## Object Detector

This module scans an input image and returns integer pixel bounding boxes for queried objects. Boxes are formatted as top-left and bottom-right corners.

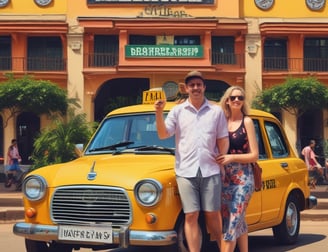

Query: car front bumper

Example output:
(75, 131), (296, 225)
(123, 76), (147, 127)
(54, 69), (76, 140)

(13, 222), (177, 248)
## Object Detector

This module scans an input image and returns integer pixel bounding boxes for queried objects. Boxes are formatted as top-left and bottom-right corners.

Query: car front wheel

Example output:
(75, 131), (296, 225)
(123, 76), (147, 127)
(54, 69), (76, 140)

(25, 239), (73, 252)
(272, 194), (300, 245)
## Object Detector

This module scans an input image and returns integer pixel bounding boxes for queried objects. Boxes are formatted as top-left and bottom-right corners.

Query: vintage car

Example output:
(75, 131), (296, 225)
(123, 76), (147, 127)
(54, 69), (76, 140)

(13, 93), (317, 252)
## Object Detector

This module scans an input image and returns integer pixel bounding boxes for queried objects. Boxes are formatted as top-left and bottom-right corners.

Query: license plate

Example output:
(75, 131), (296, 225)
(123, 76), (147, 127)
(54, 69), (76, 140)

(58, 225), (113, 243)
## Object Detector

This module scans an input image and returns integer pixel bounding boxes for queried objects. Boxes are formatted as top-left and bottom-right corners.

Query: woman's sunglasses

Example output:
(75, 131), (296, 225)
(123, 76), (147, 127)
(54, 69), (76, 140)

(229, 95), (245, 101)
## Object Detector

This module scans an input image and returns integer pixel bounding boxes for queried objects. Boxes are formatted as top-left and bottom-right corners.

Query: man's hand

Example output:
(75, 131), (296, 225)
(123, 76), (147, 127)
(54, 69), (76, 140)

(154, 99), (166, 111)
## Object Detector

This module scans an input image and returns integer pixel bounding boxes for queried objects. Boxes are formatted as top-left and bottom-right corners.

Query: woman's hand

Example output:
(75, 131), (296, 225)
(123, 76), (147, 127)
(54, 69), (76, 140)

(216, 154), (234, 165)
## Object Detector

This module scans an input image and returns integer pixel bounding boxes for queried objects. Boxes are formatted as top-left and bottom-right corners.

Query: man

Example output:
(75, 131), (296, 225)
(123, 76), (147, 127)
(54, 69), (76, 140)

(155, 70), (229, 251)
(302, 139), (324, 188)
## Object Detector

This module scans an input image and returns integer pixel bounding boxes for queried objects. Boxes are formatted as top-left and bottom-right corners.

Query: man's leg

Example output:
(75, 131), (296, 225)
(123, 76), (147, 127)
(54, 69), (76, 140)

(204, 210), (222, 249)
(184, 211), (201, 252)
(5, 172), (14, 187)
(176, 175), (202, 252)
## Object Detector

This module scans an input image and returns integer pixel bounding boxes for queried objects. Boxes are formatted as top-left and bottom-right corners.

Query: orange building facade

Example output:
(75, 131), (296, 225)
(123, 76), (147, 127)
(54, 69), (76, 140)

(0, 0), (328, 163)
(244, 0), (328, 158)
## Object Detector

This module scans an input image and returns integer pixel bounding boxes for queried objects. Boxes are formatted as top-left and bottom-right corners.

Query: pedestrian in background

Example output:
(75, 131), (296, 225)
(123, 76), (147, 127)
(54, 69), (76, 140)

(302, 139), (324, 188)
(216, 86), (258, 252)
(155, 70), (229, 251)
(5, 139), (22, 187)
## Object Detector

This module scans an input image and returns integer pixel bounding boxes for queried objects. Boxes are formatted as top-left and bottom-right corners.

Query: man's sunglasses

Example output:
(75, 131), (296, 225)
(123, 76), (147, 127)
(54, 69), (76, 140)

(229, 95), (245, 101)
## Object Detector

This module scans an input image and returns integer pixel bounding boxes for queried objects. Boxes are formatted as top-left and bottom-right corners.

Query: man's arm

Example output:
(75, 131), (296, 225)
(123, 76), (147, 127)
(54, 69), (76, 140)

(216, 136), (229, 155)
(154, 100), (170, 139)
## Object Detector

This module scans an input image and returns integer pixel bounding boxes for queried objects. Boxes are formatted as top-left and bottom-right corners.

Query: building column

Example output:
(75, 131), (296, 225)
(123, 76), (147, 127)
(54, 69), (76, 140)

(244, 18), (262, 102)
(67, 33), (84, 115)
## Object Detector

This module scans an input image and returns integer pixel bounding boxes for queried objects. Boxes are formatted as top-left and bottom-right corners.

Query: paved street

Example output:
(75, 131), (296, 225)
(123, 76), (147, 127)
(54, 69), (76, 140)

(1, 183), (328, 251)
(1, 221), (328, 252)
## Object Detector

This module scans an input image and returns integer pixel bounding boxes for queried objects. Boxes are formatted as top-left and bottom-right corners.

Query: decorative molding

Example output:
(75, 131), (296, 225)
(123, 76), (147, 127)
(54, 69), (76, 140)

(255, 0), (274, 10)
(306, 0), (326, 10)
(162, 81), (178, 100)
(34, 0), (52, 7)
(0, 0), (9, 8)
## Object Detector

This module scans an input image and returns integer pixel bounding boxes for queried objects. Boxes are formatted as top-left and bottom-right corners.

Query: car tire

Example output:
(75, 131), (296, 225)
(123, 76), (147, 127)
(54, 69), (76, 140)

(272, 194), (300, 245)
(25, 239), (73, 252)
(25, 239), (48, 252)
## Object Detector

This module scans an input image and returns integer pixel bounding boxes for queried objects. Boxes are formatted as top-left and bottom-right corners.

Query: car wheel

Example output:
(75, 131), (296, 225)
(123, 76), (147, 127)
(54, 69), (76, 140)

(272, 194), (300, 245)
(25, 239), (48, 252)
(25, 239), (73, 252)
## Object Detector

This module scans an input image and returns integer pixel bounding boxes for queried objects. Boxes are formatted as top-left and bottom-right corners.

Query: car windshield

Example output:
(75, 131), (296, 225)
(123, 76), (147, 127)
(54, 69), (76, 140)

(85, 113), (175, 154)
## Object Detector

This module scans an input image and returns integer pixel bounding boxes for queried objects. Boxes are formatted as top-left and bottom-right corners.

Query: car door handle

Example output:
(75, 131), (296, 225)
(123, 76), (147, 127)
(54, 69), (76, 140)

(280, 162), (288, 168)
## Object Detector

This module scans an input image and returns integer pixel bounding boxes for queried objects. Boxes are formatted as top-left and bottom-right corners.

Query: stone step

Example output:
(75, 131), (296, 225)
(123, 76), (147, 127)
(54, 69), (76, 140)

(0, 197), (23, 207)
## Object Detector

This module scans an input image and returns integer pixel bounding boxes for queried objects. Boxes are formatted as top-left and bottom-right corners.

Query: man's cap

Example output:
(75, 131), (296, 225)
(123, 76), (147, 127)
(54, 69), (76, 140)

(184, 70), (204, 84)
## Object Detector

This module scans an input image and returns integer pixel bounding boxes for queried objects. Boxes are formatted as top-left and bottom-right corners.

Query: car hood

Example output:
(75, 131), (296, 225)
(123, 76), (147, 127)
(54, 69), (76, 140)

(30, 154), (175, 190)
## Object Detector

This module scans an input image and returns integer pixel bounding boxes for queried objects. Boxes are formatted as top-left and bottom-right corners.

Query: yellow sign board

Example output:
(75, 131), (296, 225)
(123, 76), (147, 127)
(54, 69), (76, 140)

(142, 90), (166, 104)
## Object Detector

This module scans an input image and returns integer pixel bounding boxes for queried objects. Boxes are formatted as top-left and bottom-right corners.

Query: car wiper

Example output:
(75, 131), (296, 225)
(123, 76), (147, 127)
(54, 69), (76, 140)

(88, 141), (134, 152)
(134, 145), (175, 155)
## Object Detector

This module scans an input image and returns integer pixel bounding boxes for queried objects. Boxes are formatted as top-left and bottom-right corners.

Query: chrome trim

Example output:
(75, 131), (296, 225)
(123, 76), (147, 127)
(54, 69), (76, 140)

(23, 175), (47, 201)
(13, 222), (177, 247)
(134, 179), (163, 207)
(50, 186), (132, 225)
(307, 195), (317, 209)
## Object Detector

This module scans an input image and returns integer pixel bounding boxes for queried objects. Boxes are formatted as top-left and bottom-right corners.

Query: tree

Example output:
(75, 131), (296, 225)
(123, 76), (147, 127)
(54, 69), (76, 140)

(252, 77), (328, 151)
(30, 108), (98, 170)
(252, 77), (328, 117)
(0, 74), (68, 127)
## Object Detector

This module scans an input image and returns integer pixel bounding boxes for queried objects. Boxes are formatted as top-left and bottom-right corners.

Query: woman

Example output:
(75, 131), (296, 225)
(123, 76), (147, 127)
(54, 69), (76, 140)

(216, 86), (259, 252)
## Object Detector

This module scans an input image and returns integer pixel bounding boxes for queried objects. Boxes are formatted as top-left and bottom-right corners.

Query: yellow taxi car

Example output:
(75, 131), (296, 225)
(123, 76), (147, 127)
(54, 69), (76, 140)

(13, 93), (317, 252)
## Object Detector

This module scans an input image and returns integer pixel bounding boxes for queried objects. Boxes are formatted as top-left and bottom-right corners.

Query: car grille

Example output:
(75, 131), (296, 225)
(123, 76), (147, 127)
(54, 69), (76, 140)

(51, 186), (132, 226)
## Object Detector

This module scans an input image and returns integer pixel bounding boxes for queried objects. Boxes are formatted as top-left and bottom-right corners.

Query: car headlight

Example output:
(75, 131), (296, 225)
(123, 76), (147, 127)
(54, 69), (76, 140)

(23, 175), (47, 201)
(134, 179), (162, 207)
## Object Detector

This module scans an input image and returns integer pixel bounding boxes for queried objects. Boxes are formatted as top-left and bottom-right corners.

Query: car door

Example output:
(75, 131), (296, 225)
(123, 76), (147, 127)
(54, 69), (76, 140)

(259, 119), (292, 222)
(246, 119), (264, 224)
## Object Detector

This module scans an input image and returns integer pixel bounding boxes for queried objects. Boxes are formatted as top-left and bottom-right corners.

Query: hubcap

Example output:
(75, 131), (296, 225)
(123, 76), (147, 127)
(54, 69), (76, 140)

(286, 202), (298, 236)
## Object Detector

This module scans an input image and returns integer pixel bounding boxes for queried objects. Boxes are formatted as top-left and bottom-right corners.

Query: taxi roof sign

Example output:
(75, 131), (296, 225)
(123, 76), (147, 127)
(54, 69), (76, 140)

(142, 89), (166, 104)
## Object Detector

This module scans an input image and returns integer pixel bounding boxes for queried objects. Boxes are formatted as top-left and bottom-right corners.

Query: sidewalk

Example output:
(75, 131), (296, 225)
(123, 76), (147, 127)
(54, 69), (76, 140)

(299, 183), (328, 221)
(1, 183), (328, 223)
(0, 185), (24, 223)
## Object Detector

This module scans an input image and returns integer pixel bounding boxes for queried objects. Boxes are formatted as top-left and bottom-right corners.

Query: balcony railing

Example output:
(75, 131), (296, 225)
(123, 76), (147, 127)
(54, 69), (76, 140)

(4, 55), (327, 73)
(211, 52), (245, 68)
(0, 56), (66, 71)
(84, 53), (118, 68)
(83, 52), (245, 68)
(263, 57), (328, 72)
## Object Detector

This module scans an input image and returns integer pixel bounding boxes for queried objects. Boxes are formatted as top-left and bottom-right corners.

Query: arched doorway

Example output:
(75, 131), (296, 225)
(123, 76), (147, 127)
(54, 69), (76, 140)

(16, 112), (40, 164)
(94, 78), (150, 122)
(205, 79), (230, 101)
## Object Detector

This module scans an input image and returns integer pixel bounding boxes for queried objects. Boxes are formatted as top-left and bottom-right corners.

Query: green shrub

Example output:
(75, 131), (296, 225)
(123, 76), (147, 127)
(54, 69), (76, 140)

(30, 109), (97, 170)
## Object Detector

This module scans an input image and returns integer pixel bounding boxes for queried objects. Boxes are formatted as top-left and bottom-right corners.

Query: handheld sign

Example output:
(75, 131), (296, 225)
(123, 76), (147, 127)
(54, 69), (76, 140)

(142, 89), (166, 104)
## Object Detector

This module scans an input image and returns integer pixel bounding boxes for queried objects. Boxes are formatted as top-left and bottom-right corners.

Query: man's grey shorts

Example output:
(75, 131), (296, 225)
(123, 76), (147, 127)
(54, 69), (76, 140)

(176, 172), (221, 213)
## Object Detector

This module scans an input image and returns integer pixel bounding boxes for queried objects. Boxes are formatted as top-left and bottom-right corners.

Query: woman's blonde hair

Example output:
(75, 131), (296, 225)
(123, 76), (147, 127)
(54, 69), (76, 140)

(219, 86), (249, 118)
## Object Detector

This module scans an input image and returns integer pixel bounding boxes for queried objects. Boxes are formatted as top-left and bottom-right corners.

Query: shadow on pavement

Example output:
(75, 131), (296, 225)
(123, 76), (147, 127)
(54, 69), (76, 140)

(247, 233), (327, 252)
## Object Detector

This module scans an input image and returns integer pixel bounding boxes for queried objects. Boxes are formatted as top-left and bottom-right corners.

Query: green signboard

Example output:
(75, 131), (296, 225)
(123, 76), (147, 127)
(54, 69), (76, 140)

(125, 45), (203, 58)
